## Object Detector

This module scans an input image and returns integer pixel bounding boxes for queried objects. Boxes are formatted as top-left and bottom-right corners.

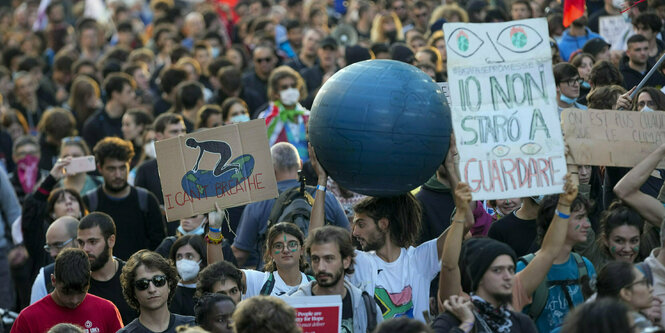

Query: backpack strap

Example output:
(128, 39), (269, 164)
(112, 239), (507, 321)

(44, 263), (55, 294)
(86, 188), (99, 212)
(519, 253), (549, 321)
(136, 187), (149, 218)
(571, 252), (588, 281)
(259, 272), (276, 296)
(361, 291), (378, 333)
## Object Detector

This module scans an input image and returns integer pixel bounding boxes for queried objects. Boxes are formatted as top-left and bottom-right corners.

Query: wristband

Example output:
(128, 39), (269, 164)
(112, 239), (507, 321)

(555, 209), (570, 219)
(209, 226), (221, 233)
(316, 185), (326, 192)
(205, 234), (224, 244)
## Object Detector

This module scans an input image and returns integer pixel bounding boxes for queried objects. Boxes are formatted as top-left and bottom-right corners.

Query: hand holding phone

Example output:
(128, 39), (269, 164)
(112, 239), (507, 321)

(64, 156), (96, 175)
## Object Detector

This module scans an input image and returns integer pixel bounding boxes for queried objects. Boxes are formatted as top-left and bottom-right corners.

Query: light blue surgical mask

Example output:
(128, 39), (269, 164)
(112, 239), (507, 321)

(211, 47), (220, 58)
(581, 81), (591, 89)
(177, 217), (207, 236)
(560, 94), (577, 105)
(531, 195), (545, 204)
(641, 106), (655, 112)
(231, 114), (250, 123)
(622, 11), (631, 22)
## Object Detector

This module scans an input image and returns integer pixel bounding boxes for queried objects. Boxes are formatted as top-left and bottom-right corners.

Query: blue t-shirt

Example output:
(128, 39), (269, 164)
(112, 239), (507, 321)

(516, 253), (596, 333)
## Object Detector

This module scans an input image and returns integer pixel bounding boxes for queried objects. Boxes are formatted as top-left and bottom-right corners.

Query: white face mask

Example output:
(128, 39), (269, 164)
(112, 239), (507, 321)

(641, 105), (655, 112)
(143, 140), (156, 159)
(211, 47), (220, 58)
(176, 259), (201, 281)
(280, 88), (300, 106)
(612, 0), (624, 9)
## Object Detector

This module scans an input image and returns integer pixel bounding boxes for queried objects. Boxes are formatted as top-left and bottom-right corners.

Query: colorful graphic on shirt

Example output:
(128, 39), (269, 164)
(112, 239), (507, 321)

(180, 137), (255, 198)
(374, 286), (414, 319)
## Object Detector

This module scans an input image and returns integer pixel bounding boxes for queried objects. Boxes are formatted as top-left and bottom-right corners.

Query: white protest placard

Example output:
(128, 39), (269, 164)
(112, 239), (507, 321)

(599, 15), (633, 52)
(445, 18), (567, 200)
(284, 295), (342, 333)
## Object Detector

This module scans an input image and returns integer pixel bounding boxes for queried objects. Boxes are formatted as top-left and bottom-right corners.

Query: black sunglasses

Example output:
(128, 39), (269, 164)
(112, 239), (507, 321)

(134, 275), (167, 291)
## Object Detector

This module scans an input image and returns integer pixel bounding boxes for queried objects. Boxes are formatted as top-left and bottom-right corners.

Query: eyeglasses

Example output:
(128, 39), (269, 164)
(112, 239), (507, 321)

(564, 77), (584, 86)
(255, 57), (273, 63)
(627, 277), (652, 289)
(62, 136), (84, 143)
(272, 240), (300, 252)
(44, 237), (74, 252)
(134, 275), (168, 291)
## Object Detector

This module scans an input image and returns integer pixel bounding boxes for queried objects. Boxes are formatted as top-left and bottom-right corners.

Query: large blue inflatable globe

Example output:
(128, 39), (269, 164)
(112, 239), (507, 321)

(309, 60), (452, 197)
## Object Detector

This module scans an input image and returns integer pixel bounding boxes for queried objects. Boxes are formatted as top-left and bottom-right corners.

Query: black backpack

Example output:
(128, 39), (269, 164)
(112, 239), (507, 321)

(256, 173), (330, 268)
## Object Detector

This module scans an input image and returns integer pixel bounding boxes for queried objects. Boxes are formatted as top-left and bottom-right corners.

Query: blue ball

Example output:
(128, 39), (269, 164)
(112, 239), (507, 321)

(309, 60), (452, 197)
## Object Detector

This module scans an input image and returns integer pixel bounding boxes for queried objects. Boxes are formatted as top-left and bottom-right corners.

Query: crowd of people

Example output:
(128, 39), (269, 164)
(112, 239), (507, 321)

(2, 0), (665, 332)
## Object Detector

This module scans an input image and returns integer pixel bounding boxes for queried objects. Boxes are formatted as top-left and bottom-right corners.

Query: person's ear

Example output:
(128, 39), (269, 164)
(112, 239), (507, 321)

(619, 287), (632, 303)
(378, 217), (389, 231)
(107, 234), (116, 249)
(343, 255), (351, 270)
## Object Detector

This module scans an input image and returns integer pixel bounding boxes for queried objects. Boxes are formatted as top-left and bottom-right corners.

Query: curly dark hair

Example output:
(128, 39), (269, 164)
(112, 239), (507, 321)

(536, 194), (591, 245)
(93, 137), (135, 167)
(196, 261), (244, 298)
(194, 293), (236, 328)
(120, 250), (178, 311)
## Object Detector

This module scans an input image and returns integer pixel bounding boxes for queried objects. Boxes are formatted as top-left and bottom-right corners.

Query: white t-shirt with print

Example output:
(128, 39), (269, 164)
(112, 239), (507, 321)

(348, 239), (440, 322)
(243, 270), (311, 298)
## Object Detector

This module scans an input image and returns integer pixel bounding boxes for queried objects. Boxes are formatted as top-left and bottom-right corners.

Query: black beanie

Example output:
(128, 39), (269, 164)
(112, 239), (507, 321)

(460, 238), (517, 292)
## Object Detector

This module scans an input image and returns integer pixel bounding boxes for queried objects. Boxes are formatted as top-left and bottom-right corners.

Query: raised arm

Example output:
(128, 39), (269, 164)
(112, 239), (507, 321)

(436, 134), (474, 259)
(308, 144), (326, 233)
(614, 143), (665, 226)
(206, 203), (226, 264)
(438, 182), (473, 302)
(516, 173), (577, 296)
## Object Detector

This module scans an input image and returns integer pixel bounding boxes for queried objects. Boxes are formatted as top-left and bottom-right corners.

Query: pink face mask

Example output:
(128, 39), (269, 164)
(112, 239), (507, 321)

(16, 154), (39, 194)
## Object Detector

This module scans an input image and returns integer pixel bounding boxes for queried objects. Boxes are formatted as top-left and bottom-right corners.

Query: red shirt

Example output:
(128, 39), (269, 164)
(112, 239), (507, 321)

(11, 294), (124, 333)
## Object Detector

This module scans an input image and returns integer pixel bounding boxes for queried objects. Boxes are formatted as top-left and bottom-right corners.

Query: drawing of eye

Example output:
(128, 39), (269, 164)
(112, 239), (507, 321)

(520, 142), (542, 155)
(447, 28), (484, 58)
(496, 24), (544, 53)
(492, 144), (510, 157)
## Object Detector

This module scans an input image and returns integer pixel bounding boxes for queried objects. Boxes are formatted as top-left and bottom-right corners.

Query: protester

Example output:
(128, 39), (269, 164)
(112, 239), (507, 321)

(11, 248), (124, 333)
(168, 235), (207, 316)
(119, 250), (196, 333)
(77, 212), (138, 324)
(196, 261), (244, 305)
(230, 295), (301, 333)
(83, 137), (165, 260)
(193, 293), (235, 333)
(55, 137), (102, 195)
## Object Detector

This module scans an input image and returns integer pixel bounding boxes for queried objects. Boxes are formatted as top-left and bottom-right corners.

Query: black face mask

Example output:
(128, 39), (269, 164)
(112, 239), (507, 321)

(385, 30), (398, 43)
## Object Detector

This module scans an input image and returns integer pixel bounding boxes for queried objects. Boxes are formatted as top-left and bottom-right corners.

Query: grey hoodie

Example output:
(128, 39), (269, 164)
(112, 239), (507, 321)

(290, 279), (383, 333)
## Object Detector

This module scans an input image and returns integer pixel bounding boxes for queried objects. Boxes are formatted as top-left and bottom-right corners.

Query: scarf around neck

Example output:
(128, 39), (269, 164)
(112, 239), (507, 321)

(471, 294), (514, 333)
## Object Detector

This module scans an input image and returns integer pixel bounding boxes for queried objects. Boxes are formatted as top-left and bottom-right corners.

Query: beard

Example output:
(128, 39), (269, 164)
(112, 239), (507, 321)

(359, 229), (386, 251)
(490, 292), (513, 306)
(104, 180), (129, 193)
(316, 266), (345, 288)
(90, 242), (111, 271)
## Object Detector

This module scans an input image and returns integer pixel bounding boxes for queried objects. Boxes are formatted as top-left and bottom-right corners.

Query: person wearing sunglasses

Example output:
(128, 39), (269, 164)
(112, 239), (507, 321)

(596, 261), (659, 327)
(12, 248), (124, 333)
(119, 250), (195, 333)
(554, 63), (587, 118)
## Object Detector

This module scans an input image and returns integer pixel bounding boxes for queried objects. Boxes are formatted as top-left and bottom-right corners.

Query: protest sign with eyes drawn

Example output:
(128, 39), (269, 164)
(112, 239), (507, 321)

(445, 18), (567, 200)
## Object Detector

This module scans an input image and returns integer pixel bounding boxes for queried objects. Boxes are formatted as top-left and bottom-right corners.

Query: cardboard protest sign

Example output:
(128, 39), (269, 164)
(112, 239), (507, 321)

(285, 296), (342, 333)
(562, 108), (665, 168)
(599, 15), (633, 52)
(155, 120), (278, 221)
(444, 18), (567, 200)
